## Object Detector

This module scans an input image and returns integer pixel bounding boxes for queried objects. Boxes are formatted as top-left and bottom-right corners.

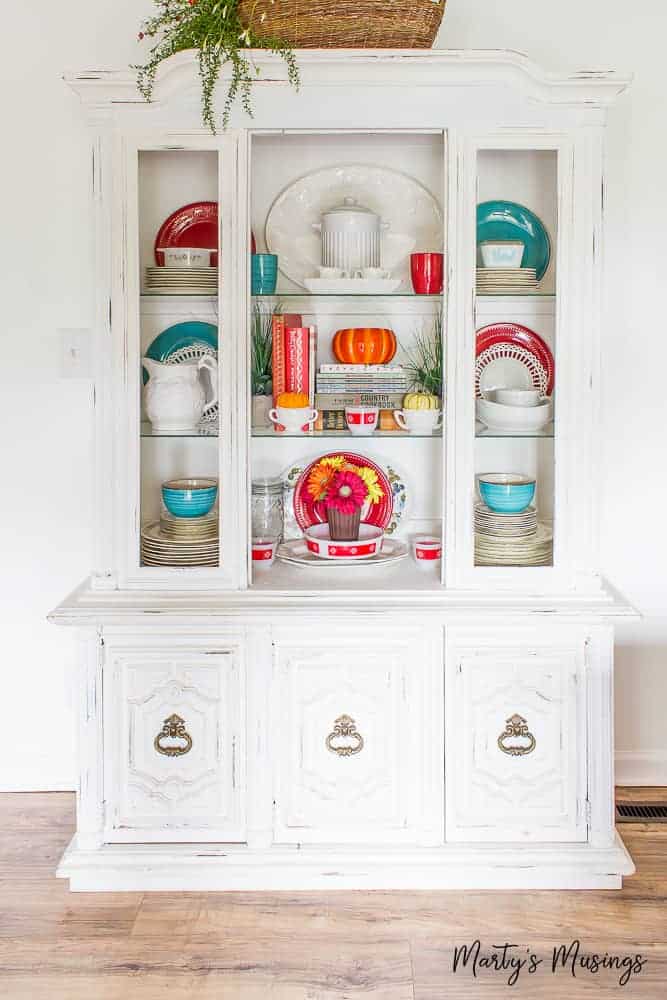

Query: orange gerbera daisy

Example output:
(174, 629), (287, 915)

(306, 455), (347, 501)
(306, 464), (336, 501)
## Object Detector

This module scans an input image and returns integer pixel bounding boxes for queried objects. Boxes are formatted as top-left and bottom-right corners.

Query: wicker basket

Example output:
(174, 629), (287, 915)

(239, 0), (446, 49)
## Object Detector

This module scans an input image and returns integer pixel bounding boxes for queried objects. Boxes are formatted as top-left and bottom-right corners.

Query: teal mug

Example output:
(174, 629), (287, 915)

(252, 253), (278, 295)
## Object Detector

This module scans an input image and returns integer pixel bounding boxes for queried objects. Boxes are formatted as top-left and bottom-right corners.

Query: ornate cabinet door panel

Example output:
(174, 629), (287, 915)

(105, 645), (245, 842)
(445, 627), (588, 843)
(272, 627), (443, 845)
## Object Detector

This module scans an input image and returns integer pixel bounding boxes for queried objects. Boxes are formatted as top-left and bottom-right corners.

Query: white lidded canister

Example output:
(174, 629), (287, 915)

(313, 197), (389, 273)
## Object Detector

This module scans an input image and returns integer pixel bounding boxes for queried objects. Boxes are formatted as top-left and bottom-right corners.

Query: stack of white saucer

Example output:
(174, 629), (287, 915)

(144, 267), (218, 295)
(474, 502), (553, 566)
(476, 267), (538, 294)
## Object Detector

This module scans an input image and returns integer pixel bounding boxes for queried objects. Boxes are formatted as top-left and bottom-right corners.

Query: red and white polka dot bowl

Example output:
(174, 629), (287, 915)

(304, 522), (384, 560)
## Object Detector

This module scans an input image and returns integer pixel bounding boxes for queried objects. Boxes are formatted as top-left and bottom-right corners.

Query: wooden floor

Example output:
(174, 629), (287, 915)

(0, 792), (665, 999)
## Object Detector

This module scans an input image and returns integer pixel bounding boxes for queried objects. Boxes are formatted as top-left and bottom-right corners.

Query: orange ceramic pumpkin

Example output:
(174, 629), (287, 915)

(332, 327), (397, 365)
(276, 391), (310, 407)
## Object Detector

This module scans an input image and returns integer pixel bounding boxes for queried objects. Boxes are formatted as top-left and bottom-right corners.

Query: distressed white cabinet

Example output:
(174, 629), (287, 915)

(104, 641), (245, 842)
(445, 627), (589, 842)
(272, 627), (443, 844)
(50, 50), (638, 891)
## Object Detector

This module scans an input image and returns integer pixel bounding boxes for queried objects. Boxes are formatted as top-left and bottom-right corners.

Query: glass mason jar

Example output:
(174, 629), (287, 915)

(251, 478), (284, 542)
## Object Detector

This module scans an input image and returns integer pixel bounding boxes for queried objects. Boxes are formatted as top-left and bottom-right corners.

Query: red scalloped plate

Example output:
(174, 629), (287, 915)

(293, 453), (394, 532)
(475, 322), (555, 397)
(154, 201), (256, 267)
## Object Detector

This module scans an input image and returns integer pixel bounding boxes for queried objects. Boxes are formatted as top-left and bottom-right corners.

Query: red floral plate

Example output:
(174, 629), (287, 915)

(293, 452), (394, 532)
(154, 201), (256, 267)
(475, 323), (555, 397)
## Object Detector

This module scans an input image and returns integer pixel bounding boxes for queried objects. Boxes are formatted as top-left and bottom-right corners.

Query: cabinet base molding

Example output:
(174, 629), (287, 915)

(57, 832), (634, 892)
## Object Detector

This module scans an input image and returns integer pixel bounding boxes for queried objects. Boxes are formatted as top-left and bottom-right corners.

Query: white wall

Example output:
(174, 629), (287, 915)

(1, 0), (665, 789)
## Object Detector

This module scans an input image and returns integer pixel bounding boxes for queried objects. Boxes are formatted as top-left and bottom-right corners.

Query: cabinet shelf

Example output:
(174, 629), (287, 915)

(476, 292), (556, 299)
(253, 293), (442, 300)
(141, 422), (218, 438)
(251, 428), (441, 439)
(475, 422), (554, 439)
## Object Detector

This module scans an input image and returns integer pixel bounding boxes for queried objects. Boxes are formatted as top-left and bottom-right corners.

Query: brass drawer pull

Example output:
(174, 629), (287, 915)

(326, 714), (364, 757)
(154, 714), (193, 757)
(498, 713), (536, 756)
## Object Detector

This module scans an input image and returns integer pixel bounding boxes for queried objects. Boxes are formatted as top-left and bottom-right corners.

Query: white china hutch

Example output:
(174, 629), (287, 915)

(51, 49), (638, 891)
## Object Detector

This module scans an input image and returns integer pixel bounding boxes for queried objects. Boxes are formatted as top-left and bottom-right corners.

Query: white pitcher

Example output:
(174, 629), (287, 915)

(143, 356), (218, 432)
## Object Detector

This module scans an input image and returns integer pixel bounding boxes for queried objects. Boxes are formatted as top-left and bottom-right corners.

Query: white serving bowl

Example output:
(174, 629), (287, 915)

(476, 396), (552, 432)
(304, 523), (384, 560)
(492, 388), (541, 407)
(479, 241), (525, 269)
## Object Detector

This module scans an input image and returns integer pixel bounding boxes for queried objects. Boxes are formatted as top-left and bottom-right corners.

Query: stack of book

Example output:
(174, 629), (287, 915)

(315, 365), (410, 411)
(314, 364), (410, 432)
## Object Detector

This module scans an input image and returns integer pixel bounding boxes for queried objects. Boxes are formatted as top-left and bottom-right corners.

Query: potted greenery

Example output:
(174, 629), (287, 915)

(136, 0), (299, 133)
(402, 315), (443, 398)
(251, 302), (275, 428)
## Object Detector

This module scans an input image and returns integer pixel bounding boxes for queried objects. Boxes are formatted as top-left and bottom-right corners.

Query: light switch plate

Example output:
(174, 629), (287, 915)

(60, 328), (92, 379)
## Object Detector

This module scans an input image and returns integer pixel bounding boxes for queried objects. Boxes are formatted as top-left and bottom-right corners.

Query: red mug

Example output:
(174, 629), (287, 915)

(410, 252), (444, 295)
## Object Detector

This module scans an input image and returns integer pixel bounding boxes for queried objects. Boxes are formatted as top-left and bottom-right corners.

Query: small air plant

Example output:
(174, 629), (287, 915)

(251, 301), (276, 396)
(402, 314), (443, 397)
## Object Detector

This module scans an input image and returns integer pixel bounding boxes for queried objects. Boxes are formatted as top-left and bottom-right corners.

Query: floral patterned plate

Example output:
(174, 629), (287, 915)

(281, 457), (408, 541)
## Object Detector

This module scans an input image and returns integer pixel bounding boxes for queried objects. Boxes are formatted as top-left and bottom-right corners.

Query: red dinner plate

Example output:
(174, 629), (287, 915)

(293, 453), (394, 532)
(475, 322), (555, 397)
(154, 201), (256, 266)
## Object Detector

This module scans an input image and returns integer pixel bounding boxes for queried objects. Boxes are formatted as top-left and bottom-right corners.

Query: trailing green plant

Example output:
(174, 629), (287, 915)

(251, 301), (278, 395)
(402, 315), (443, 397)
(136, 0), (299, 133)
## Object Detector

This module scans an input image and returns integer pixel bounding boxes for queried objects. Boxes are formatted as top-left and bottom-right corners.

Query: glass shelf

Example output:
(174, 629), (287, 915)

(141, 422), (218, 438)
(476, 291), (556, 298)
(475, 422), (554, 439)
(252, 428), (442, 439)
(252, 293), (442, 300)
(141, 292), (216, 299)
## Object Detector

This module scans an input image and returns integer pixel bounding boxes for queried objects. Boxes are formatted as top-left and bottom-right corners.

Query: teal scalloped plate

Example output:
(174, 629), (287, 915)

(142, 321), (217, 385)
(477, 200), (551, 281)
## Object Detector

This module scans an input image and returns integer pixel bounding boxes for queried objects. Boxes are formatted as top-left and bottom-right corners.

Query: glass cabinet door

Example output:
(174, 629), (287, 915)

(474, 147), (557, 572)
(120, 138), (242, 587)
(448, 135), (576, 589)
(246, 131), (447, 592)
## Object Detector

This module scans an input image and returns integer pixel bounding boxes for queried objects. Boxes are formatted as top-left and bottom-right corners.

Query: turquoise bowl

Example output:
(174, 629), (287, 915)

(162, 478), (218, 518)
(478, 474), (535, 514)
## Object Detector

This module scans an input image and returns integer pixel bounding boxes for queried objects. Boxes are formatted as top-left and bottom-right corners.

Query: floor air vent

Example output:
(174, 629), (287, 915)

(616, 803), (667, 823)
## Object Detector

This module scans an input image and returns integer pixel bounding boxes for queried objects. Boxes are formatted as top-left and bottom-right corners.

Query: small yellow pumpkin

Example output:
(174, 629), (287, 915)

(277, 391), (310, 408)
(403, 391), (440, 410)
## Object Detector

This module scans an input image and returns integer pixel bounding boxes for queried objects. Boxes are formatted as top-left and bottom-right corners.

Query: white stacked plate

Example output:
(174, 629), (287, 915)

(159, 510), (218, 541)
(475, 522), (553, 566)
(476, 267), (538, 293)
(145, 267), (218, 295)
(474, 502), (538, 538)
(141, 521), (219, 566)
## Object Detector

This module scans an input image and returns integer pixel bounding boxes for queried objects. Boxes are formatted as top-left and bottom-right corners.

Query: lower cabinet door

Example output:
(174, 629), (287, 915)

(445, 627), (589, 843)
(104, 642), (245, 842)
(272, 627), (443, 845)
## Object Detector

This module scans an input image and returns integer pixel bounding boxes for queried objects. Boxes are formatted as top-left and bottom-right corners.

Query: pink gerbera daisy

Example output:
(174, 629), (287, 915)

(324, 470), (367, 515)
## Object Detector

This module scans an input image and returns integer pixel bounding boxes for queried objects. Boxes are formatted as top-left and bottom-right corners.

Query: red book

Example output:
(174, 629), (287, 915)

(285, 326), (310, 396)
(271, 314), (302, 432)
(271, 314), (286, 407)
(308, 326), (317, 407)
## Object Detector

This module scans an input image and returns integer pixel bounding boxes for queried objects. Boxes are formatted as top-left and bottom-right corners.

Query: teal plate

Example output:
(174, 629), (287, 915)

(143, 321), (217, 384)
(477, 200), (551, 280)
